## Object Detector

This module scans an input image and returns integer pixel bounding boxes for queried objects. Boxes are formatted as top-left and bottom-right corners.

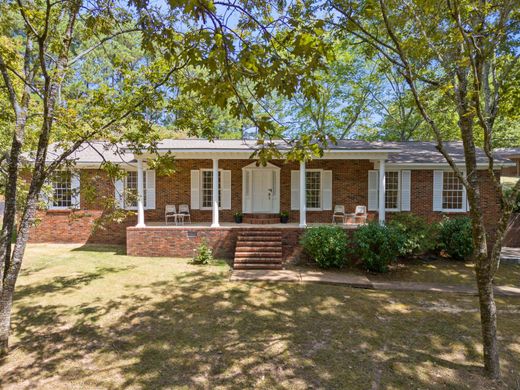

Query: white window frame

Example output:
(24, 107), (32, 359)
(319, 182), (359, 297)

(49, 171), (73, 210)
(124, 170), (147, 211)
(441, 171), (467, 213)
(385, 170), (401, 212)
(200, 169), (222, 210)
(306, 169), (323, 211)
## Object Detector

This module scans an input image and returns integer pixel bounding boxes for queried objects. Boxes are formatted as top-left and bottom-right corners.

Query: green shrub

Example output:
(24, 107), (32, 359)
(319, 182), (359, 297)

(438, 217), (474, 260)
(192, 240), (214, 264)
(387, 213), (439, 256)
(504, 187), (520, 213)
(300, 225), (349, 268)
(353, 222), (403, 273)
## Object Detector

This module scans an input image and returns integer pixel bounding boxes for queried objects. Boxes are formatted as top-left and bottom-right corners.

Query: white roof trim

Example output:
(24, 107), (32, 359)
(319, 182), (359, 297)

(385, 162), (516, 169)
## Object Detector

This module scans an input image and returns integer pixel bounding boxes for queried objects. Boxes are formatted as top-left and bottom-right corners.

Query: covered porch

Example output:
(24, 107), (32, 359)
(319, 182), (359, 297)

(126, 221), (360, 262)
(124, 140), (397, 261)
(144, 221), (364, 228)
(130, 153), (391, 229)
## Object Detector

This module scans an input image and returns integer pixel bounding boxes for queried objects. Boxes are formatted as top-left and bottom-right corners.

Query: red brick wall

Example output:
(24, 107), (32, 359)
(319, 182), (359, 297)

(127, 226), (306, 262)
(28, 160), (503, 249)
(501, 158), (519, 177)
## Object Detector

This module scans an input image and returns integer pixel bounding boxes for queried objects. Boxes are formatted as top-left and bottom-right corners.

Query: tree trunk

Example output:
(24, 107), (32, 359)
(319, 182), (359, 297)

(0, 288), (14, 357)
(0, 189), (41, 356)
(475, 264), (500, 378)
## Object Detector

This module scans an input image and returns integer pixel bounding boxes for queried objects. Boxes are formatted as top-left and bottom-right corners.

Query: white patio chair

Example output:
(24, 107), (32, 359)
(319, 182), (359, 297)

(165, 205), (179, 225)
(332, 205), (346, 224)
(178, 204), (191, 225)
(347, 205), (367, 225)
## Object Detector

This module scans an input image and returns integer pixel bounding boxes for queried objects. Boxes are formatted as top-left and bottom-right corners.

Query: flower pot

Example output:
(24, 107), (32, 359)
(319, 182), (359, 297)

(234, 215), (243, 224)
(280, 215), (289, 223)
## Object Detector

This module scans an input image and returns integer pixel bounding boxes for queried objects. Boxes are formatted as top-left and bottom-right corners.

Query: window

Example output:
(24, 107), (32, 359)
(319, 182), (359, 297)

(201, 170), (221, 209)
(125, 171), (147, 208)
(385, 171), (399, 210)
(306, 171), (321, 209)
(442, 171), (464, 210)
(51, 171), (72, 208)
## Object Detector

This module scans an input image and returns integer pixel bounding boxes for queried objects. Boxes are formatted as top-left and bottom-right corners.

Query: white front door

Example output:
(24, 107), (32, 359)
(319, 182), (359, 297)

(252, 170), (275, 212)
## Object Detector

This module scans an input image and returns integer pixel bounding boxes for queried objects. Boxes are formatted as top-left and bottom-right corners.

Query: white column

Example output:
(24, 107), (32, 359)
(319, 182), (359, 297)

(379, 159), (386, 224)
(299, 161), (307, 228)
(211, 158), (220, 227)
(136, 158), (145, 227)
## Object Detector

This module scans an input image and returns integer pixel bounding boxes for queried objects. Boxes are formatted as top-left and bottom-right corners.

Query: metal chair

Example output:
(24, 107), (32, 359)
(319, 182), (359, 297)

(332, 205), (346, 224)
(165, 205), (179, 225)
(347, 205), (368, 225)
(178, 204), (191, 224)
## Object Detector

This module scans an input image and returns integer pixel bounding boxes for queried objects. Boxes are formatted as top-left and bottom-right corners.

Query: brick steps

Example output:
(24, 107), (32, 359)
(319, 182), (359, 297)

(242, 213), (280, 225)
(233, 229), (283, 270)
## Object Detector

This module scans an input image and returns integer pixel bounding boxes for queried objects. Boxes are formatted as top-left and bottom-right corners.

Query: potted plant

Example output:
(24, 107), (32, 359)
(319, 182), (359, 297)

(280, 211), (289, 223)
(234, 212), (243, 224)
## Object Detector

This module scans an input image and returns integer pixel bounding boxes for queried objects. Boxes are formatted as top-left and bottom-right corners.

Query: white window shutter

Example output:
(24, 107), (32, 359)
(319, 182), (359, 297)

(433, 170), (443, 211)
(145, 170), (156, 209)
(221, 170), (231, 210)
(291, 170), (300, 210)
(368, 170), (379, 211)
(70, 172), (81, 209)
(322, 170), (332, 210)
(191, 170), (200, 209)
(401, 170), (411, 211)
(114, 178), (125, 209)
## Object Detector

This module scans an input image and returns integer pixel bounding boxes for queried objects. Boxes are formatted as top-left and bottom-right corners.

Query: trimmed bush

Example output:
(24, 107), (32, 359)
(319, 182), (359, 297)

(300, 225), (349, 268)
(353, 222), (403, 273)
(387, 213), (439, 256)
(438, 217), (474, 260)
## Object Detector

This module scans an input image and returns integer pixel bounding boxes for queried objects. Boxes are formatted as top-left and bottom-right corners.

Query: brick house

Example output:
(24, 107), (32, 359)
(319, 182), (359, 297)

(497, 148), (520, 177)
(28, 139), (514, 267)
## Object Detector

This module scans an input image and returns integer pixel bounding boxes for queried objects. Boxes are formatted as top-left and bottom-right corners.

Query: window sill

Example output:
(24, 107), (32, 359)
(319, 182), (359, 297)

(440, 209), (467, 213)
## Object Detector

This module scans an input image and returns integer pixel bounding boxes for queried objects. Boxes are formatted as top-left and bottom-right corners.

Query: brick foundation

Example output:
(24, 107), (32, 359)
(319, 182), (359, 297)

(127, 226), (307, 262)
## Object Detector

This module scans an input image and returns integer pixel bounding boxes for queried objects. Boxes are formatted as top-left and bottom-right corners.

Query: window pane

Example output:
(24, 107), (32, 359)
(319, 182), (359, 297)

(52, 171), (72, 207)
(442, 172), (463, 210)
(306, 171), (321, 209)
(385, 171), (399, 209)
(202, 171), (221, 208)
(125, 171), (146, 208)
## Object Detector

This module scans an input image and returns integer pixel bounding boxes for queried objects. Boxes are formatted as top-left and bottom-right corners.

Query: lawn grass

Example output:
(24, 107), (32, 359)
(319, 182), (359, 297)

(1, 244), (519, 389)
(363, 258), (519, 287)
(296, 257), (520, 287)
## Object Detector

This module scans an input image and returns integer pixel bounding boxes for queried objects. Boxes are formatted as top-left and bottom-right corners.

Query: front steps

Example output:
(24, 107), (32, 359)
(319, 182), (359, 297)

(233, 230), (283, 270)
(242, 213), (280, 224)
